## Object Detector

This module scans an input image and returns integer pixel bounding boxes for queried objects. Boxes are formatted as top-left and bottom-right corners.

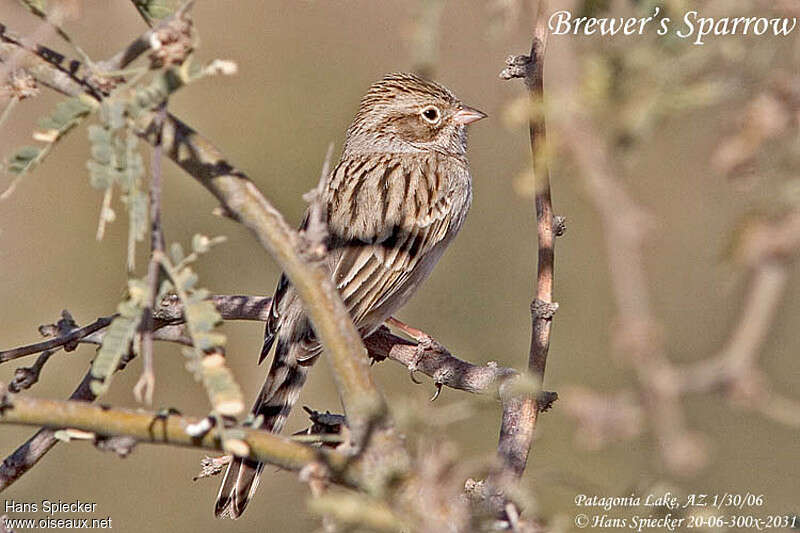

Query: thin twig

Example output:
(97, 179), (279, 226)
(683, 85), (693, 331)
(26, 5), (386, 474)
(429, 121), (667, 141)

(8, 349), (57, 393)
(300, 142), (334, 257)
(0, 315), (115, 364)
(134, 103), (167, 404)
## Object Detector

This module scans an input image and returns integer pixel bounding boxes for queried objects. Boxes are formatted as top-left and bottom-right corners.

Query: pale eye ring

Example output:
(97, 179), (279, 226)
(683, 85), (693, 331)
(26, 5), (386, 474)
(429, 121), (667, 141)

(420, 105), (441, 124)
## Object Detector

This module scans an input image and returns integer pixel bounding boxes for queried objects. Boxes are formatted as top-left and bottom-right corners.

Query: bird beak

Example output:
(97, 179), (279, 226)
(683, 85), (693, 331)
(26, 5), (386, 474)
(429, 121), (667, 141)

(453, 106), (487, 126)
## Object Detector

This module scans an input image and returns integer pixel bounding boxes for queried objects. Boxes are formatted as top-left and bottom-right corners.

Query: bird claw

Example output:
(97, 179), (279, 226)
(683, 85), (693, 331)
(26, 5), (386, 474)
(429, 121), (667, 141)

(429, 382), (442, 402)
(406, 336), (433, 385)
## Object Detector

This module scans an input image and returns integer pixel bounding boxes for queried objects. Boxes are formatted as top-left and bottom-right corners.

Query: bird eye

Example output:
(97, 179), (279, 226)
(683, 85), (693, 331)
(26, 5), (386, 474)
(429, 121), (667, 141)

(420, 105), (441, 124)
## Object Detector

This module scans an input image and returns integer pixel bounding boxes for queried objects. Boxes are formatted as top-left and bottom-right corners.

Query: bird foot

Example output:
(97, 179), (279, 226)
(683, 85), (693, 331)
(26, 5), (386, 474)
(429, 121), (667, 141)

(407, 334), (448, 391)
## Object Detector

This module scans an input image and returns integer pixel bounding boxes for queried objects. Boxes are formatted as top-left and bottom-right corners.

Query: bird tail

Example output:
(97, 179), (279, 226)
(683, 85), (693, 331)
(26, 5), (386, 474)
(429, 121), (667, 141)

(214, 338), (311, 518)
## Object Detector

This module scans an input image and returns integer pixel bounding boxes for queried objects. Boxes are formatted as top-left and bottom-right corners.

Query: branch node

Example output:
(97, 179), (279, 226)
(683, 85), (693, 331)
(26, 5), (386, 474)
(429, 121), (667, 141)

(553, 215), (567, 237)
(530, 299), (558, 320)
(148, 6), (194, 69)
(9, 366), (37, 393)
(185, 415), (214, 437)
(1, 69), (39, 100)
(94, 435), (137, 457)
(302, 406), (347, 435)
(536, 391), (558, 413)
(38, 310), (80, 351)
(298, 461), (329, 486)
(499, 53), (533, 81)
(211, 205), (239, 221)
(193, 454), (231, 481)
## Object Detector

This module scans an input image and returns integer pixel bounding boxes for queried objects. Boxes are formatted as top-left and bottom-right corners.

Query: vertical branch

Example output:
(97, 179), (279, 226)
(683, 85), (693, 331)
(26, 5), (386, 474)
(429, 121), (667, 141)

(495, 2), (559, 485)
(525, 29), (555, 384)
(134, 103), (167, 404)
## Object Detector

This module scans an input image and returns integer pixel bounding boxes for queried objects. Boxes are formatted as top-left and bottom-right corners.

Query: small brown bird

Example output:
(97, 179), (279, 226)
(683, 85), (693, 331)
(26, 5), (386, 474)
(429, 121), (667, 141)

(215, 72), (485, 518)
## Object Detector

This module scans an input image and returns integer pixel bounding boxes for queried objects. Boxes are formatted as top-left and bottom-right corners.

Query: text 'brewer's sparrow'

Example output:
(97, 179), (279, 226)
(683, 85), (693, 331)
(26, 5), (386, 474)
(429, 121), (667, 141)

(215, 72), (485, 518)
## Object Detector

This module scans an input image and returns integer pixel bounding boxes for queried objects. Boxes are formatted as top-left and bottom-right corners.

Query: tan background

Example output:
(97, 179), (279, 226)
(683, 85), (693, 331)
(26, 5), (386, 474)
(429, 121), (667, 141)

(1, 1), (798, 531)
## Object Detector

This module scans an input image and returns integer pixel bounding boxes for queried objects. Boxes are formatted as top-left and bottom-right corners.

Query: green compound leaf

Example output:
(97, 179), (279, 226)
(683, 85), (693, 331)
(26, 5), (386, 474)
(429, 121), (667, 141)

(184, 300), (222, 339)
(127, 188), (148, 243)
(6, 146), (41, 175)
(159, 236), (242, 416)
(37, 97), (93, 133)
(90, 279), (148, 396)
(131, 0), (181, 25)
(199, 353), (244, 416)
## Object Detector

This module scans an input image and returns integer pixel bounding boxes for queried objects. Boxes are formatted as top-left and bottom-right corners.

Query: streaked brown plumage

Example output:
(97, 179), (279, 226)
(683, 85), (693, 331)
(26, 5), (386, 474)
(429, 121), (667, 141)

(215, 73), (485, 518)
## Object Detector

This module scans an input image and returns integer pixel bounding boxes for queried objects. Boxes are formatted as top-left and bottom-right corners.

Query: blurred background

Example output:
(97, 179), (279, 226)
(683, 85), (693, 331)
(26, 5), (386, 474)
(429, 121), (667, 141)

(1, 0), (798, 531)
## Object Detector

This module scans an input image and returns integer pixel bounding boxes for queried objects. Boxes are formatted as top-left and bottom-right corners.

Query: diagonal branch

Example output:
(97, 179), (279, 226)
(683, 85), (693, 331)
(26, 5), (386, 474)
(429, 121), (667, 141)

(140, 111), (388, 443)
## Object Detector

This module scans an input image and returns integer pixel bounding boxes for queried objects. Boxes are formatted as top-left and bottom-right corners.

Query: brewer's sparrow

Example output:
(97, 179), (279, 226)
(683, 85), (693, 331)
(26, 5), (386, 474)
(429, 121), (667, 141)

(215, 72), (485, 518)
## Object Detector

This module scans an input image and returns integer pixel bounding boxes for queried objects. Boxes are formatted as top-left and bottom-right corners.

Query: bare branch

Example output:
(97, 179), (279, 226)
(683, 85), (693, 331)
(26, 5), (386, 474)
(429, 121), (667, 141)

(0, 315), (115, 364)
(300, 142), (334, 259)
(0, 391), (353, 483)
(680, 262), (789, 393)
(8, 349), (56, 393)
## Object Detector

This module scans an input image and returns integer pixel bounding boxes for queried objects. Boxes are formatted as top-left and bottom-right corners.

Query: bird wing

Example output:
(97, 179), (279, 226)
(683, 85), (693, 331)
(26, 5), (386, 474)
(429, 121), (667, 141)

(258, 272), (289, 364)
(258, 211), (310, 365)
(261, 152), (464, 362)
(326, 153), (458, 330)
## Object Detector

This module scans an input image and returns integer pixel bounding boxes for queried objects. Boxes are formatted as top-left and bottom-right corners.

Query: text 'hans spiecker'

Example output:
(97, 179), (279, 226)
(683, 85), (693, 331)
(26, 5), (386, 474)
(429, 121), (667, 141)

(5, 499), (98, 515)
